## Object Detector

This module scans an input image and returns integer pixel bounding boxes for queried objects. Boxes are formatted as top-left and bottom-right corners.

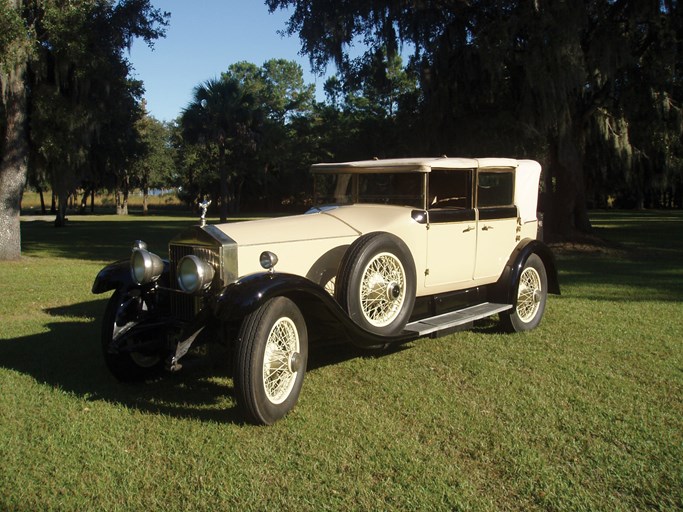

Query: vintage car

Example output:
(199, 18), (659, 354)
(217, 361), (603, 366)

(92, 157), (560, 425)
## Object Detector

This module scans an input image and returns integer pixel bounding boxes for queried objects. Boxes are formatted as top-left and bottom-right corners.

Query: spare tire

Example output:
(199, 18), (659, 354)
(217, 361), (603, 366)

(335, 232), (416, 336)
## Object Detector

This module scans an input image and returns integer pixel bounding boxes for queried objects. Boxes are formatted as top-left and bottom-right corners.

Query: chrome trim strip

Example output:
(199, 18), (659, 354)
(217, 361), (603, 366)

(202, 225), (237, 284)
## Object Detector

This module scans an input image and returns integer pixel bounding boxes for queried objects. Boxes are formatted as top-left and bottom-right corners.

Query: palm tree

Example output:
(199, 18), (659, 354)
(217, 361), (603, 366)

(181, 77), (258, 221)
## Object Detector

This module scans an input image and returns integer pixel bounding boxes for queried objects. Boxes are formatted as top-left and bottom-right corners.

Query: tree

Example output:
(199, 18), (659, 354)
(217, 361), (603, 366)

(179, 60), (317, 218)
(0, 0), (168, 257)
(181, 77), (260, 221)
(268, 0), (681, 238)
(222, 59), (316, 209)
(0, 0), (32, 259)
(317, 50), (419, 162)
(131, 113), (175, 214)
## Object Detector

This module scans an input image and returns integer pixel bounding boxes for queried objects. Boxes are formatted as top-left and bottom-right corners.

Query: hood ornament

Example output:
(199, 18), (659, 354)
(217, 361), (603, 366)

(199, 199), (211, 227)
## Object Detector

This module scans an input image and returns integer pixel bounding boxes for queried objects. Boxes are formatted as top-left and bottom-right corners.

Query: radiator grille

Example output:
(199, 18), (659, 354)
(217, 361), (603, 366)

(169, 243), (221, 321)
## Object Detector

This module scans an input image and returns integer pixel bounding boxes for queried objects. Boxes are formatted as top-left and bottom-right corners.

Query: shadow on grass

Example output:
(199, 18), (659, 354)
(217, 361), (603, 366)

(0, 303), (242, 423)
(21, 218), (199, 262)
(0, 298), (395, 424)
(20, 213), (268, 262)
(556, 252), (683, 302)
(546, 210), (683, 302)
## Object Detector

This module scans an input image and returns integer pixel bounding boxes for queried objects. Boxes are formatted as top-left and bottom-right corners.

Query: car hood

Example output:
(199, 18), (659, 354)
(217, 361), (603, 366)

(212, 204), (416, 246)
(212, 208), (359, 246)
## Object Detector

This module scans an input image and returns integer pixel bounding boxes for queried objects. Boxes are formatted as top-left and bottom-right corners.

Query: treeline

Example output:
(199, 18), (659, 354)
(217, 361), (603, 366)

(173, 57), (420, 221)
(1, 1), (682, 260)
(0, 0), (169, 258)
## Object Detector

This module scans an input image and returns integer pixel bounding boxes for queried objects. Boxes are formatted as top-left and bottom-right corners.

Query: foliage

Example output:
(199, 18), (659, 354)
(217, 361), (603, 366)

(27, 0), (169, 223)
(224, 59), (318, 210)
(0, 0), (168, 257)
(0, 0), (34, 73)
(180, 76), (261, 220)
(0, 211), (681, 510)
(130, 113), (175, 214)
(268, 0), (683, 237)
(178, 59), (319, 216)
(4, 1), (683, 256)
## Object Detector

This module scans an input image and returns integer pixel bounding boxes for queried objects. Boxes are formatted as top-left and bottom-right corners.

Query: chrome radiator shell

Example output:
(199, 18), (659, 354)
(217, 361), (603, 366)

(168, 225), (236, 320)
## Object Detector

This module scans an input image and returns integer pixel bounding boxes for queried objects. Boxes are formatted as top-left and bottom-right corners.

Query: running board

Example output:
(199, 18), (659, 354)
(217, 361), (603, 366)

(404, 302), (512, 337)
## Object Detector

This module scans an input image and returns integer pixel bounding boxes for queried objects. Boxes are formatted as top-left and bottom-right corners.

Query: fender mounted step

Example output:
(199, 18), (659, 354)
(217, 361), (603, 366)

(404, 302), (512, 337)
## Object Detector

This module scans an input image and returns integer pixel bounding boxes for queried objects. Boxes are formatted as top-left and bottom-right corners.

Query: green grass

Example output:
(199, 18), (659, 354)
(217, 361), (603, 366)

(1, 211), (681, 511)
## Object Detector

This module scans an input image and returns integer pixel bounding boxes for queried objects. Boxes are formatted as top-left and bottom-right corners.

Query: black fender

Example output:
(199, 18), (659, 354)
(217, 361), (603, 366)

(214, 272), (418, 348)
(92, 260), (133, 294)
(493, 239), (560, 306)
(92, 259), (170, 294)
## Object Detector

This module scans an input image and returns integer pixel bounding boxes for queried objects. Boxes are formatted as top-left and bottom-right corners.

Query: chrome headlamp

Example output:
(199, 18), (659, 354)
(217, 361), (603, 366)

(130, 244), (164, 285)
(259, 251), (279, 271)
(177, 255), (215, 294)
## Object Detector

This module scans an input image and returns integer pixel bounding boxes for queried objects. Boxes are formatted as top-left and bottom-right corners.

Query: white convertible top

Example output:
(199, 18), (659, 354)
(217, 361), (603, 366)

(311, 157), (542, 223)
(311, 157), (482, 173)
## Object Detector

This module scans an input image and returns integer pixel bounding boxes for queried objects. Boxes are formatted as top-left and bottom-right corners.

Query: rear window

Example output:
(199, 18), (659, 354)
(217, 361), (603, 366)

(477, 170), (514, 207)
(428, 169), (473, 209)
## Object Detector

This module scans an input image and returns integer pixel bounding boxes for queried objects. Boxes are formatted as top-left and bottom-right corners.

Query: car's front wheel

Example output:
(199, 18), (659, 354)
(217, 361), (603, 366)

(234, 297), (308, 425)
(500, 254), (548, 332)
(101, 290), (164, 382)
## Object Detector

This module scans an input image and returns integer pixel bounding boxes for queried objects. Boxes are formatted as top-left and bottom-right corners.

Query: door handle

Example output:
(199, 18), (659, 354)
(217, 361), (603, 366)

(463, 225), (475, 233)
(482, 225), (494, 231)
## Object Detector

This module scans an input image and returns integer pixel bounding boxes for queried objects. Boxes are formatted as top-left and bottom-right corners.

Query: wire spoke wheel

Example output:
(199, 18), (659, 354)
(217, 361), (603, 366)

(101, 291), (164, 382)
(335, 233), (416, 337)
(234, 297), (308, 425)
(262, 317), (300, 404)
(500, 253), (548, 333)
(516, 266), (542, 322)
(359, 252), (406, 327)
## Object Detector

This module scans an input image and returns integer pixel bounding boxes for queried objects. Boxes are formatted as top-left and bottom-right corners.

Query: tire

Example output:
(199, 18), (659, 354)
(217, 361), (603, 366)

(335, 232), (416, 336)
(234, 297), (308, 425)
(500, 254), (548, 332)
(101, 290), (163, 382)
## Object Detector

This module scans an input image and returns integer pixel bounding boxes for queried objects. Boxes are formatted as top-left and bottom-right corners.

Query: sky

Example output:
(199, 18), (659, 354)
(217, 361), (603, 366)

(128, 1), (330, 122)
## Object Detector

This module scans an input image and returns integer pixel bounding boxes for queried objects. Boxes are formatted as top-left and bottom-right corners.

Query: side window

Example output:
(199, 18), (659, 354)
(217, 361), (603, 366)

(477, 170), (514, 208)
(428, 170), (472, 209)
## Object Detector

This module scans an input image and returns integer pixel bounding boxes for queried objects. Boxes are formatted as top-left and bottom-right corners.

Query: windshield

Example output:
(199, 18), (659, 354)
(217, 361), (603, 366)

(313, 172), (425, 208)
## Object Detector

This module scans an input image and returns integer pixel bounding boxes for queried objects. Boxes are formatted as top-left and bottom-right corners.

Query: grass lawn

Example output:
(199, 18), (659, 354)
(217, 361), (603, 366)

(1, 211), (681, 511)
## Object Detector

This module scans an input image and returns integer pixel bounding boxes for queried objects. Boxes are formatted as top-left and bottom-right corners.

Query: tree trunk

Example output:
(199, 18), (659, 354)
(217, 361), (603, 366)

(54, 192), (68, 227)
(0, 61), (29, 260)
(233, 175), (245, 214)
(142, 186), (149, 215)
(116, 175), (129, 215)
(79, 187), (90, 214)
(219, 144), (228, 222)
(53, 173), (69, 227)
(116, 191), (129, 215)
(39, 187), (46, 214)
(545, 126), (592, 240)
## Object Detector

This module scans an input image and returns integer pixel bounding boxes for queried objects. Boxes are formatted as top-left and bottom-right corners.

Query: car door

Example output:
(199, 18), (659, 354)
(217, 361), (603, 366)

(473, 168), (519, 280)
(424, 169), (477, 288)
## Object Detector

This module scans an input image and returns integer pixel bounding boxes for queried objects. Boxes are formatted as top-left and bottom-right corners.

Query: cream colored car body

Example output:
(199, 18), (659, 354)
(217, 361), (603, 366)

(213, 157), (542, 297)
(93, 155), (549, 426)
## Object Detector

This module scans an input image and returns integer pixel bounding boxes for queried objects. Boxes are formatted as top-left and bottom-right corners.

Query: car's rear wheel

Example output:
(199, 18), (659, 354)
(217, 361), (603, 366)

(101, 290), (163, 382)
(500, 254), (548, 332)
(234, 297), (308, 425)
(335, 232), (416, 336)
